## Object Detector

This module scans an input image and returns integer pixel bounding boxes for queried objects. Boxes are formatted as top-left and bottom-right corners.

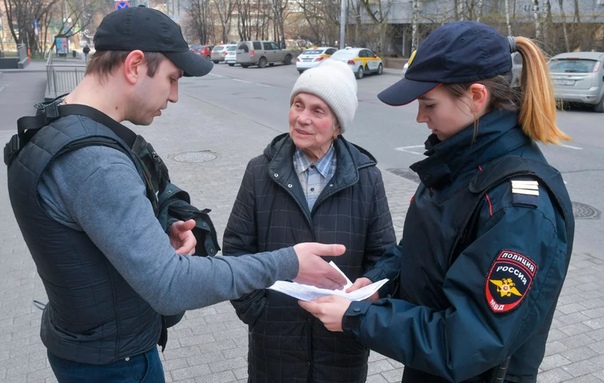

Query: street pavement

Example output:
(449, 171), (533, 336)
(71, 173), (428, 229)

(1, 59), (603, 383)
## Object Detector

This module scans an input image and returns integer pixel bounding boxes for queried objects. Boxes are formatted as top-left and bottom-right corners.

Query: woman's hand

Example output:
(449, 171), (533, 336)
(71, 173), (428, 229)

(298, 295), (352, 332)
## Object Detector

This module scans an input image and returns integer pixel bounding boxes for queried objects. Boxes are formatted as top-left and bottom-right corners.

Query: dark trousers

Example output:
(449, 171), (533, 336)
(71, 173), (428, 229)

(47, 347), (165, 383)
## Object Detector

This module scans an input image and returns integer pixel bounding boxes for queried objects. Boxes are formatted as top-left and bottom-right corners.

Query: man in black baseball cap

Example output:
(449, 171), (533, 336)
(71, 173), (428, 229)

(5, 5), (350, 383)
(94, 5), (213, 76)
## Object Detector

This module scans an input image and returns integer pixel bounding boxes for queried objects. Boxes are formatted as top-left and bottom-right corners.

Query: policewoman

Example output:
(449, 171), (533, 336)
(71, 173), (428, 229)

(299, 21), (575, 382)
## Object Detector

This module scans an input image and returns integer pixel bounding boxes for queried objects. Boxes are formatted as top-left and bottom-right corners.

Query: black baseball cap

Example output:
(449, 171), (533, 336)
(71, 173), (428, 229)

(94, 6), (213, 77)
(378, 21), (512, 106)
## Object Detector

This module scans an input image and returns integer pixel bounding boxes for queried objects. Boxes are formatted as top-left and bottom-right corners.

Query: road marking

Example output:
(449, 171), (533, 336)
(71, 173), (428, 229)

(232, 79), (271, 87)
(395, 145), (424, 154)
(560, 144), (582, 150)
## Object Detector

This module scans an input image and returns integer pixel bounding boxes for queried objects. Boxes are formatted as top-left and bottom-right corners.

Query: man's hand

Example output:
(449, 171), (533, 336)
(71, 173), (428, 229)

(347, 277), (379, 302)
(298, 295), (351, 332)
(169, 219), (196, 255)
(293, 243), (347, 289)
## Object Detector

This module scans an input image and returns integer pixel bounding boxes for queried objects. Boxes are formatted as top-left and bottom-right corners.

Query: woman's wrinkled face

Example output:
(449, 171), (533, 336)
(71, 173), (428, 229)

(289, 92), (340, 162)
(416, 86), (475, 141)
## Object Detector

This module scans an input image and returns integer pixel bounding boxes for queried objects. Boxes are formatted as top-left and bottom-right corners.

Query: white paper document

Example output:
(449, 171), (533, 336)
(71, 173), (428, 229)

(268, 261), (388, 302)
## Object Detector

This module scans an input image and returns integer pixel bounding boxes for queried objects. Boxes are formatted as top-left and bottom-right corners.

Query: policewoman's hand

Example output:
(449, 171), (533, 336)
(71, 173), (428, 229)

(347, 277), (379, 302)
(298, 295), (352, 332)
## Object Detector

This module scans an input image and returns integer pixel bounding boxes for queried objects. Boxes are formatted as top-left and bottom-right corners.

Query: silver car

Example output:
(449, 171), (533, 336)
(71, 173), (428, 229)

(548, 51), (604, 112)
(236, 40), (292, 68)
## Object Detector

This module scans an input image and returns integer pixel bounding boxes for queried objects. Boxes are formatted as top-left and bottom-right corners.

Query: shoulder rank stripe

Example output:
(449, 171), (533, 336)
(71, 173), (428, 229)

(511, 180), (539, 196)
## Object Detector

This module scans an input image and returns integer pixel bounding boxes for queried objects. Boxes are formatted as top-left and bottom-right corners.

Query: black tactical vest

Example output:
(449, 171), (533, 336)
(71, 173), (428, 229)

(7, 115), (163, 364)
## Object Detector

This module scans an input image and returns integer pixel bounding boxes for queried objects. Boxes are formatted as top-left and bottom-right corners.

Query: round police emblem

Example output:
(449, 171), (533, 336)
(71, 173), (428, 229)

(485, 250), (537, 313)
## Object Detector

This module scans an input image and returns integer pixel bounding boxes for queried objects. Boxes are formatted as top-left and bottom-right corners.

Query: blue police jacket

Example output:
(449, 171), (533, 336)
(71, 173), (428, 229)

(343, 110), (574, 383)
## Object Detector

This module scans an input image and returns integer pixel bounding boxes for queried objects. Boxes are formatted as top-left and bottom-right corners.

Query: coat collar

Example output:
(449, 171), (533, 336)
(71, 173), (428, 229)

(410, 110), (531, 189)
(265, 133), (376, 197)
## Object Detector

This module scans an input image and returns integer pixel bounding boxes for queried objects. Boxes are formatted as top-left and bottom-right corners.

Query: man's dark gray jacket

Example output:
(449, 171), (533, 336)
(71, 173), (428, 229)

(8, 116), (163, 364)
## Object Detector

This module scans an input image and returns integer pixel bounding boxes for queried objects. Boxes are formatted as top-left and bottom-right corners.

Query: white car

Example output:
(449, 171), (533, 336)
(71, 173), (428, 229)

(329, 47), (383, 79)
(295, 47), (337, 74)
(211, 44), (237, 64)
(224, 45), (238, 66)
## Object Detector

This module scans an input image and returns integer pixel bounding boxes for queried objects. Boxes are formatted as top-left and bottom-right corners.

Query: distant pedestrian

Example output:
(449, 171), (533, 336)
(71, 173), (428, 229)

(83, 44), (90, 62)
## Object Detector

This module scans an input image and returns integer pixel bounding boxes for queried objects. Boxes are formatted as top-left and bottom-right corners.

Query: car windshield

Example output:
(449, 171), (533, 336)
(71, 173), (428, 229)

(212, 46), (223, 51)
(227, 46), (237, 51)
(548, 59), (597, 73)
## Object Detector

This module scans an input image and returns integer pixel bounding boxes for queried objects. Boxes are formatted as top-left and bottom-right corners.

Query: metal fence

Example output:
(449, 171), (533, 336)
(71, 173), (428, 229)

(45, 53), (86, 100)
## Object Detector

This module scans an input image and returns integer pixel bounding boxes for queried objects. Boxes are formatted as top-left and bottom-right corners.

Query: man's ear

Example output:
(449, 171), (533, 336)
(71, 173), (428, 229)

(123, 50), (146, 84)
(468, 83), (489, 113)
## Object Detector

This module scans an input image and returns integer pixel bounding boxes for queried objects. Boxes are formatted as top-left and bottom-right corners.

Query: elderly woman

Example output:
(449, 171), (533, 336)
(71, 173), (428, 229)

(222, 59), (396, 383)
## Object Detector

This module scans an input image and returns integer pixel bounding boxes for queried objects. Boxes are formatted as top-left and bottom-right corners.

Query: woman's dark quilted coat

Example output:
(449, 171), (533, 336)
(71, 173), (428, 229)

(223, 133), (396, 383)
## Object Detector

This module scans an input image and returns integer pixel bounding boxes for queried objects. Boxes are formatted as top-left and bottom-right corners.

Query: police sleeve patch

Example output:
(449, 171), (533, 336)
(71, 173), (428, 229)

(485, 250), (537, 313)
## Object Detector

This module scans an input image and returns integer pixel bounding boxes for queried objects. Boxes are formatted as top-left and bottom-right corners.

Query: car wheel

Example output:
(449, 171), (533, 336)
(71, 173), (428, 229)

(298, 70), (304, 74)
(594, 95), (604, 113)
(258, 57), (267, 68)
(241, 64), (249, 68)
(284, 55), (292, 65)
(212, 60), (219, 64)
(377, 64), (383, 75)
(356, 66), (364, 79)
(205, 55), (211, 60)
(228, 63), (235, 67)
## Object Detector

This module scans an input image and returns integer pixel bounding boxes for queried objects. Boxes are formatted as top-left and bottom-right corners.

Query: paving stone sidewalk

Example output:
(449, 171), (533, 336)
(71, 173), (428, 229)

(0, 62), (603, 383)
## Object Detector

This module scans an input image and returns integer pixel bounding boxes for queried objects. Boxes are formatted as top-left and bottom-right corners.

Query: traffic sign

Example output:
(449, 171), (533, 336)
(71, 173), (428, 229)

(115, 1), (130, 10)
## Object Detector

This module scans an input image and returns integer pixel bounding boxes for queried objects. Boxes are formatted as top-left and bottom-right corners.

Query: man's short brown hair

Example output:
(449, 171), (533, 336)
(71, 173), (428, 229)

(86, 51), (166, 79)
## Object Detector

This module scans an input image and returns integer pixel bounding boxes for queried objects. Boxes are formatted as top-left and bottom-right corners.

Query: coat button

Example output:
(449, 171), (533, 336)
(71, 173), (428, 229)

(287, 184), (293, 188)
(353, 307), (361, 313)
(273, 173), (279, 178)
(306, 361), (311, 366)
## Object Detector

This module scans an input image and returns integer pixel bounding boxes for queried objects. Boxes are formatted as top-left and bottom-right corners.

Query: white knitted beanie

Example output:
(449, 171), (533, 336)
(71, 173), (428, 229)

(289, 59), (358, 133)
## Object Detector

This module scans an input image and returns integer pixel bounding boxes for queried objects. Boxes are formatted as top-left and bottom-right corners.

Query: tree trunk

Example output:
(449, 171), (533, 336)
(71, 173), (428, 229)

(532, 0), (541, 38)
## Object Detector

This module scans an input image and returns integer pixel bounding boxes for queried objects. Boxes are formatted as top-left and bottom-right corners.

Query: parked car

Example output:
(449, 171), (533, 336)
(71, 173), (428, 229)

(548, 51), (604, 112)
(189, 44), (213, 60)
(211, 44), (237, 64)
(510, 52), (523, 88)
(329, 47), (383, 79)
(295, 46), (337, 74)
(236, 40), (293, 68)
(224, 45), (238, 66)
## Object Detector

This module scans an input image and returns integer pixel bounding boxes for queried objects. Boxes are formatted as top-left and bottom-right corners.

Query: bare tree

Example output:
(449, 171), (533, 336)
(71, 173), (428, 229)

(3, 0), (61, 53)
(504, 0), (512, 35)
(542, 0), (552, 40)
(556, 0), (570, 52)
(269, 0), (288, 47)
(186, 0), (213, 44)
(291, 0), (339, 46)
(236, 0), (253, 41)
(212, 0), (236, 44)
(347, 0), (394, 54)
(532, 0), (541, 38)
(411, 0), (419, 51)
